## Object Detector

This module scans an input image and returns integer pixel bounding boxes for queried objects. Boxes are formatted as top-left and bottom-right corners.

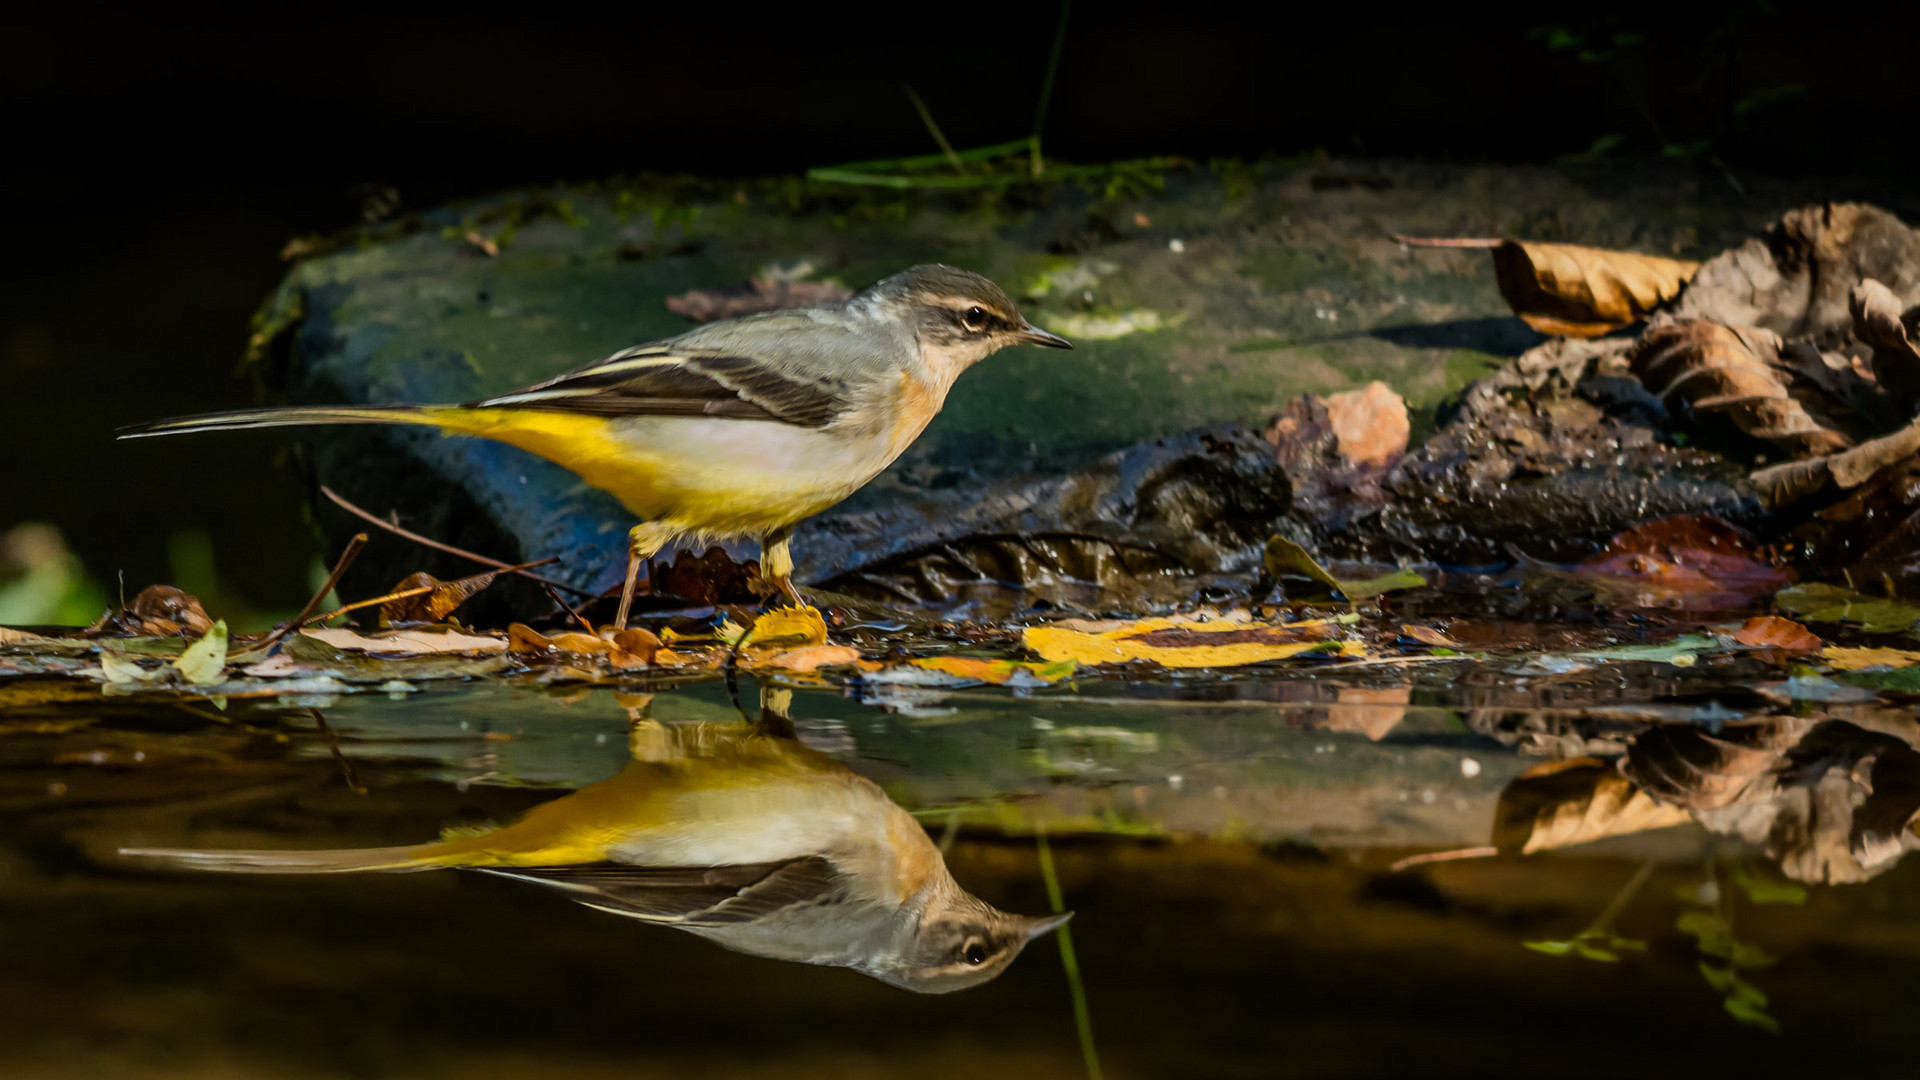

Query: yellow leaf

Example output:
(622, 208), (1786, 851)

(172, 620), (228, 686)
(1821, 645), (1920, 671)
(911, 657), (1079, 685)
(739, 606), (828, 651)
(1023, 616), (1358, 669)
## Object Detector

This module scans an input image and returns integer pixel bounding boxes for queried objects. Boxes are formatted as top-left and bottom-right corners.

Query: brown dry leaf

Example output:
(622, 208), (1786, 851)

(0, 627), (47, 645)
(1751, 414), (1920, 507)
(299, 627), (506, 655)
(1851, 278), (1920, 412)
(1399, 625), (1458, 647)
(379, 569), (500, 625)
(1821, 646), (1920, 671)
(650, 646), (724, 670)
(608, 628), (662, 669)
(1731, 615), (1822, 652)
(666, 277), (852, 323)
(1491, 241), (1700, 337)
(91, 585), (214, 637)
(1023, 616), (1358, 668)
(1630, 319), (1851, 459)
(1491, 757), (1693, 854)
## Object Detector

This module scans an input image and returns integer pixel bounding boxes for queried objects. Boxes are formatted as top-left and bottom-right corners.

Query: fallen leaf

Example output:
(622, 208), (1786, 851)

(1264, 536), (1425, 602)
(92, 584), (214, 637)
(609, 628), (662, 669)
(1570, 634), (1721, 665)
(173, 620), (228, 685)
(98, 647), (165, 684)
(744, 644), (863, 672)
(1773, 583), (1920, 634)
(379, 570), (501, 625)
(1629, 320), (1851, 458)
(1822, 645), (1920, 671)
(1491, 757), (1693, 854)
(1851, 278), (1920, 413)
(739, 607), (829, 652)
(666, 276), (852, 322)
(1399, 625), (1458, 647)
(300, 627), (506, 655)
(1023, 616), (1358, 668)
(911, 656), (1079, 685)
(1398, 236), (1698, 336)
(1751, 415), (1920, 508)
(0, 627), (47, 645)
(649, 646), (724, 670)
(1730, 616), (1822, 652)
(1575, 514), (1793, 611)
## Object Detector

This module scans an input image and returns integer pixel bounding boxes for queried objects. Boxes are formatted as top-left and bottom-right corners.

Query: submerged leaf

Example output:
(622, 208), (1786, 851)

(1630, 320), (1851, 459)
(1821, 645), (1920, 671)
(1575, 515), (1793, 611)
(1774, 583), (1920, 634)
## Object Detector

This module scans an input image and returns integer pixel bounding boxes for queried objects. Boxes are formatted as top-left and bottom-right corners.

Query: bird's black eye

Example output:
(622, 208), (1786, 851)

(963, 941), (989, 965)
(963, 306), (988, 331)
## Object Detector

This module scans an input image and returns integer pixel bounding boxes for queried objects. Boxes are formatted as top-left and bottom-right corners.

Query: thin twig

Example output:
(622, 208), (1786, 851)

(252, 534), (368, 653)
(319, 485), (591, 596)
(302, 558), (556, 627)
(903, 84), (966, 174)
(307, 707), (367, 794)
(1389, 234), (1505, 248)
(1388, 845), (1499, 873)
(543, 584), (596, 635)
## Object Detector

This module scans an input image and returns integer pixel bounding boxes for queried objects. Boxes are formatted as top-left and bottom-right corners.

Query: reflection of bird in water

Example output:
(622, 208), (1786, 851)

(121, 691), (1066, 993)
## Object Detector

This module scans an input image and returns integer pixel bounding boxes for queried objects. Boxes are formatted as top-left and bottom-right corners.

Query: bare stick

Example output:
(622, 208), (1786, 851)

(1388, 846), (1500, 873)
(543, 583), (595, 635)
(252, 533), (368, 652)
(319, 485), (591, 596)
(302, 558), (556, 627)
(903, 84), (965, 174)
(1388, 234), (1505, 248)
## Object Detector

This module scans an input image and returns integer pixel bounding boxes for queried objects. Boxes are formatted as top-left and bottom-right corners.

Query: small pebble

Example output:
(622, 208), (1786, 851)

(1460, 756), (1482, 778)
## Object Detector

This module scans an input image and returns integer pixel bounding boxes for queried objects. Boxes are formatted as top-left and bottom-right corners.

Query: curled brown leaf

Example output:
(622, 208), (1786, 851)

(1851, 278), (1920, 413)
(1629, 319), (1851, 458)
(380, 570), (501, 626)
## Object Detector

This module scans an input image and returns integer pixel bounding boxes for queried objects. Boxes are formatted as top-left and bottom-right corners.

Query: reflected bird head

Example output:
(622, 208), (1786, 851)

(873, 889), (1073, 994)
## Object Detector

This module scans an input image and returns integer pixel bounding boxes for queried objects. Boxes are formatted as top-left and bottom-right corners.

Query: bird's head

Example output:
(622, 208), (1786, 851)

(866, 886), (1073, 994)
(865, 264), (1073, 370)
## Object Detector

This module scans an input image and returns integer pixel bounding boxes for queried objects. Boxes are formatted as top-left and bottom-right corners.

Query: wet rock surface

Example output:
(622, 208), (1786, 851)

(255, 162), (1920, 616)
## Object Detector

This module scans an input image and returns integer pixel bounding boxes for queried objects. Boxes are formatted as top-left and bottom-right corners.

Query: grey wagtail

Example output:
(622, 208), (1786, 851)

(120, 265), (1073, 625)
(121, 691), (1070, 993)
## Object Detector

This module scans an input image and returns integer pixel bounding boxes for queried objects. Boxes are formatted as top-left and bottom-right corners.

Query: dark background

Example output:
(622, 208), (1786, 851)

(4, 1), (1917, 616)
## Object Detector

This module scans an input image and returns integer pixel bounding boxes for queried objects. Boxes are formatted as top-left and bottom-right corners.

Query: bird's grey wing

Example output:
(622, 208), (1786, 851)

(470, 856), (844, 924)
(467, 309), (904, 429)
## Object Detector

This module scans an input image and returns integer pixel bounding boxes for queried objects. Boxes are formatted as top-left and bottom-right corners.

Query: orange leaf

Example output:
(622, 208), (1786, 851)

(1731, 616), (1821, 652)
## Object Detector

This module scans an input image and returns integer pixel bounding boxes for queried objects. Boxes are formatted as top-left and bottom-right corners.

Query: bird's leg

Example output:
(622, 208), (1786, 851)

(615, 522), (676, 630)
(760, 528), (805, 608)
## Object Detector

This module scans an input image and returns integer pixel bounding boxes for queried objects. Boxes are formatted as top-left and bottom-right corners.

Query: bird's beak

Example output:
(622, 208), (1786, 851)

(1024, 911), (1074, 939)
(1014, 322), (1074, 350)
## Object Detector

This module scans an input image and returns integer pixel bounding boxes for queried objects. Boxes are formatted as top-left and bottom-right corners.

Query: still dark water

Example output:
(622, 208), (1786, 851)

(4, 671), (1917, 1078)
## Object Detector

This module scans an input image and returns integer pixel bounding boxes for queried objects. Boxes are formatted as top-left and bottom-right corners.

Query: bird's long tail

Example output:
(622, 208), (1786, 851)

(118, 844), (438, 874)
(117, 405), (449, 439)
